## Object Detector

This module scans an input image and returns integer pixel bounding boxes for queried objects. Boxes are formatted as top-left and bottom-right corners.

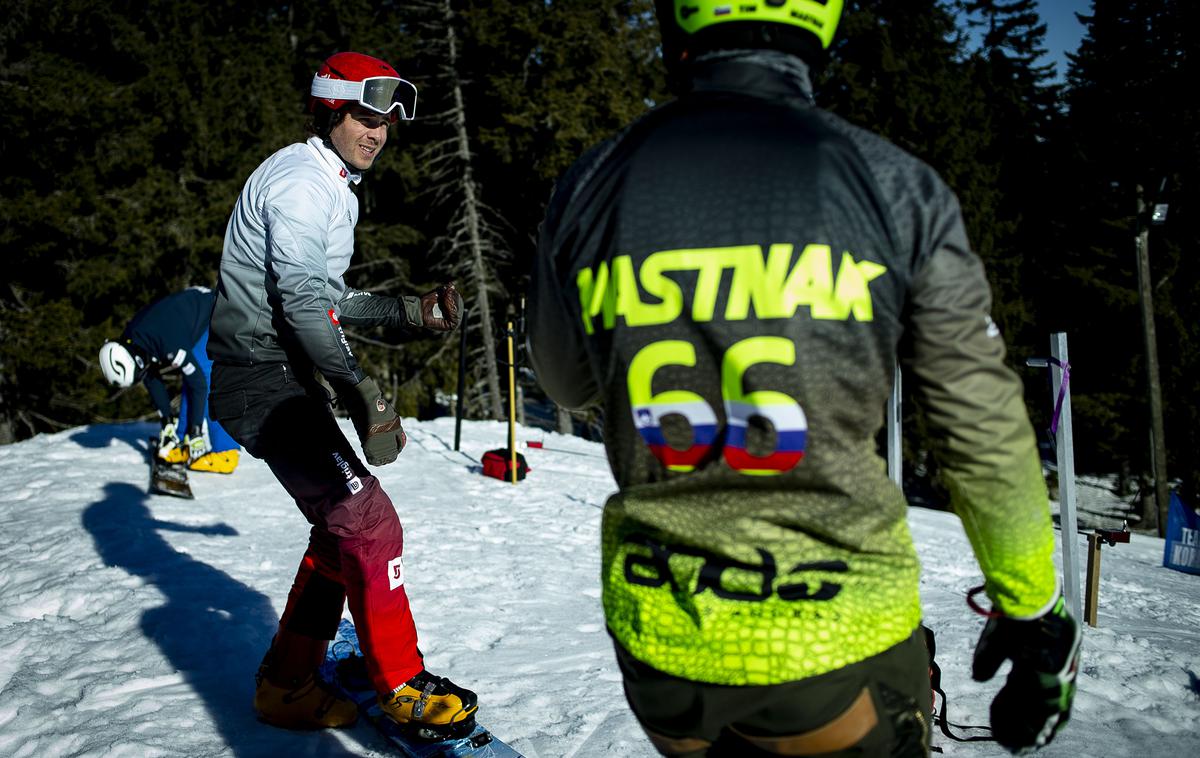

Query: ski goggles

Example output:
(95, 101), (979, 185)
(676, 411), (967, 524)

(310, 75), (418, 120)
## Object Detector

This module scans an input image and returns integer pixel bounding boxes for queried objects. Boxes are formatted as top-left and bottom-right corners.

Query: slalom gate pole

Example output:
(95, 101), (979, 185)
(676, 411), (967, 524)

(887, 363), (902, 486)
(1050, 333), (1082, 622)
(1028, 334), (1082, 623)
(454, 308), (468, 452)
(506, 321), (517, 484)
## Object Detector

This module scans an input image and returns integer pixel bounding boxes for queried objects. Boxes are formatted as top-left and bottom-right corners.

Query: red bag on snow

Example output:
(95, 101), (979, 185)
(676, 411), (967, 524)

(481, 448), (530, 481)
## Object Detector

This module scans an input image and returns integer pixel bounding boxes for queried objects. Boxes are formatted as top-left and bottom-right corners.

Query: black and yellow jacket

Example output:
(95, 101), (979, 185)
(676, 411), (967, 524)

(528, 51), (1057, 686)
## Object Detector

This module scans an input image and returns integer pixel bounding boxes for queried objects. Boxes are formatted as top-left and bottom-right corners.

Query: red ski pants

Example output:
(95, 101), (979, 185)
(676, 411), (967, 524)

(210, 362), (423, 693)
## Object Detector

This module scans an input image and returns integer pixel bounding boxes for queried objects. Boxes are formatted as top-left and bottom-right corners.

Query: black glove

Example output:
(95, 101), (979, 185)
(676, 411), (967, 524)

(340, 376), (406, 466)
(972, 594), (1081, 753)
(418, 282), (463, 332)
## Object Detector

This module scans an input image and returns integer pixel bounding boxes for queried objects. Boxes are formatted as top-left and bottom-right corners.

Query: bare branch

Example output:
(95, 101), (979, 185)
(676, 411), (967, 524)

(23, 408), (77, 430)
(343, 329), (412, 351)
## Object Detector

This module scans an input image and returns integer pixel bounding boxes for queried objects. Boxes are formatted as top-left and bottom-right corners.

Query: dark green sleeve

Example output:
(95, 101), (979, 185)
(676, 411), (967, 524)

(904, 187), (1058, 619)
(528, 161), (603, 411)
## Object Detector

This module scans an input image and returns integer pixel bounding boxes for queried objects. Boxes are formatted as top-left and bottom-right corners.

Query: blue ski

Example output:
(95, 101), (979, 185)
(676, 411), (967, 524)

(321, 619), (522, 758)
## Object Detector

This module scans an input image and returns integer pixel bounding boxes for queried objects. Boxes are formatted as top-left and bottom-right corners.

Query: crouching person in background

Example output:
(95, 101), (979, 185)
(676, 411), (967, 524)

(99, 285), (240, 474)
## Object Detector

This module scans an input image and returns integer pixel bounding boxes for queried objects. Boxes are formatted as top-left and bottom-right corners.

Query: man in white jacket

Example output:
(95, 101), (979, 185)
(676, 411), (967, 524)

(208, 51), (476, 736)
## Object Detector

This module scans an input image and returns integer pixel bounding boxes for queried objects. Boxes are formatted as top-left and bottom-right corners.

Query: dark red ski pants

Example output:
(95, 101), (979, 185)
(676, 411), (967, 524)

(210, 362), (423, 693)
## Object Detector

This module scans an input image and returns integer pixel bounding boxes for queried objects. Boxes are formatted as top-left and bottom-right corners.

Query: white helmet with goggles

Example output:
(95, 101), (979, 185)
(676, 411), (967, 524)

(310, 51), (417, 121)
(99, 340), (144, 388)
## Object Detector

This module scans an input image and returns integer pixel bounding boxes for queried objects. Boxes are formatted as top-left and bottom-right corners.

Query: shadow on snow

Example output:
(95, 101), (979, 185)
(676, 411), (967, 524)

(82, 481), (377, 757)
(70, 422), (155, 458)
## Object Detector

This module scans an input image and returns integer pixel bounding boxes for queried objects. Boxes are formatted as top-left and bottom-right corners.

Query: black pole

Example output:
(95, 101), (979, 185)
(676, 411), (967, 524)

(454, 308), (468, 452)
(1135, 186), (1169, 535)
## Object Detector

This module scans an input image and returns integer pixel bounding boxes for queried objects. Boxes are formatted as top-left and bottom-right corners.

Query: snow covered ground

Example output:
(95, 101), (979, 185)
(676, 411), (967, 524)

(0, 417), (1197, 757)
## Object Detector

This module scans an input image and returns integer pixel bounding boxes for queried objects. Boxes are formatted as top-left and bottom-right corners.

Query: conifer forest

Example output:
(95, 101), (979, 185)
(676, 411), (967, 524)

(2, 1), (1197, 514)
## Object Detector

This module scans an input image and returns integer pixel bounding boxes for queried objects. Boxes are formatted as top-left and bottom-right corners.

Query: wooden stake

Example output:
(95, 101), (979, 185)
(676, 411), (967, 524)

(1084, 534), (1101, 627)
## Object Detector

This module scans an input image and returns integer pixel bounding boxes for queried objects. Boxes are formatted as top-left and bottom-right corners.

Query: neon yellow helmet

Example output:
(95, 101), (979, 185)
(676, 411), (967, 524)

(665, 0), (843, 50)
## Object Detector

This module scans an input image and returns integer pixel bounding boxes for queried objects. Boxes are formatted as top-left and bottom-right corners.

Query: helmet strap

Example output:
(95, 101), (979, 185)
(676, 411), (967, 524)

(325, 137), (363, 175)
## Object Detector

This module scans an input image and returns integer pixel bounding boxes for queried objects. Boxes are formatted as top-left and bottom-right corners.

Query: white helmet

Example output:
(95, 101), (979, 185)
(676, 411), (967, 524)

(99, 340), (141, 387)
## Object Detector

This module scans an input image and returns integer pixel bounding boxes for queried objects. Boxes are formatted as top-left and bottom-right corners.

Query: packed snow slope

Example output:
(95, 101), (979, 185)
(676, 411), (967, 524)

(0, 418), (1197, 758)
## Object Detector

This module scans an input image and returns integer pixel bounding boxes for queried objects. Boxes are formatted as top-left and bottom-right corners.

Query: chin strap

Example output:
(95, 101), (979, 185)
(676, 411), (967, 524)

(322, 137), (362, 176)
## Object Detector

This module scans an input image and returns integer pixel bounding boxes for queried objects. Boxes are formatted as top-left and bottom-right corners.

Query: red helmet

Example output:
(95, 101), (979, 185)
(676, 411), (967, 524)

(309, 52), (418, 121)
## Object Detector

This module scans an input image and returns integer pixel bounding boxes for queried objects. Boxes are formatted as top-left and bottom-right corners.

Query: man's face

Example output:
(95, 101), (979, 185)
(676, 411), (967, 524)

(329, 105), (391, 171)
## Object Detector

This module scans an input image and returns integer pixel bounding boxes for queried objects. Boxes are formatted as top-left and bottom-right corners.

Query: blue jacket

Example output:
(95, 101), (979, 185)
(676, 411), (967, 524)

(123, 287), (215, 430)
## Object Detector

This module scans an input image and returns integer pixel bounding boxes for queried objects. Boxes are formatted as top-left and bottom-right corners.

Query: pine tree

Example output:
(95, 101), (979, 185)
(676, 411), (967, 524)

(389, 0), (511, 420)
(443, 0), (664, 418)
(0, 0), (303, 436)
(0, 0), (435, 433)
(964, 0), (1059, 94)
(959, 0), (1065, 429)
(0, 1), (670, 438)
(1055, 0), (1200, 505)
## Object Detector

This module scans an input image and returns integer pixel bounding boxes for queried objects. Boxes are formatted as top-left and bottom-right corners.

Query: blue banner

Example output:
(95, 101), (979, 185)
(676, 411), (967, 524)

(1163, 491), (1200, 575)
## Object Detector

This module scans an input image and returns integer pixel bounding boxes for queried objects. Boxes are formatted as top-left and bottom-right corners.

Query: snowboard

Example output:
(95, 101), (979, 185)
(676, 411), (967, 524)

(147, 438), (194, 499)
(321, 619), (522, 758)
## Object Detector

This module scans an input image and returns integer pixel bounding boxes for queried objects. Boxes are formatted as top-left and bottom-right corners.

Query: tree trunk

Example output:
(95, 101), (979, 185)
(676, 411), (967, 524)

(443, 0), (503, 419)
(0, 353), (13, 445)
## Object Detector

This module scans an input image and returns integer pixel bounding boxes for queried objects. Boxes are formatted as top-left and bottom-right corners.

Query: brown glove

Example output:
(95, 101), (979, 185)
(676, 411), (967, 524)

(419, 282), (463, 332)
(340, 376), (406, 466)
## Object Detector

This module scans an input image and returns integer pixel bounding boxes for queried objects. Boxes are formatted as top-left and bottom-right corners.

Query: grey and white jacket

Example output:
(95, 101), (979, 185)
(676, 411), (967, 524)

(209, 136), (422, 390)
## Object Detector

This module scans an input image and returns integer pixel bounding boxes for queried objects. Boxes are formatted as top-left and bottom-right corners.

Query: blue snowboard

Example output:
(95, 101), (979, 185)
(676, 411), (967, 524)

(321, 619), (522, 758)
